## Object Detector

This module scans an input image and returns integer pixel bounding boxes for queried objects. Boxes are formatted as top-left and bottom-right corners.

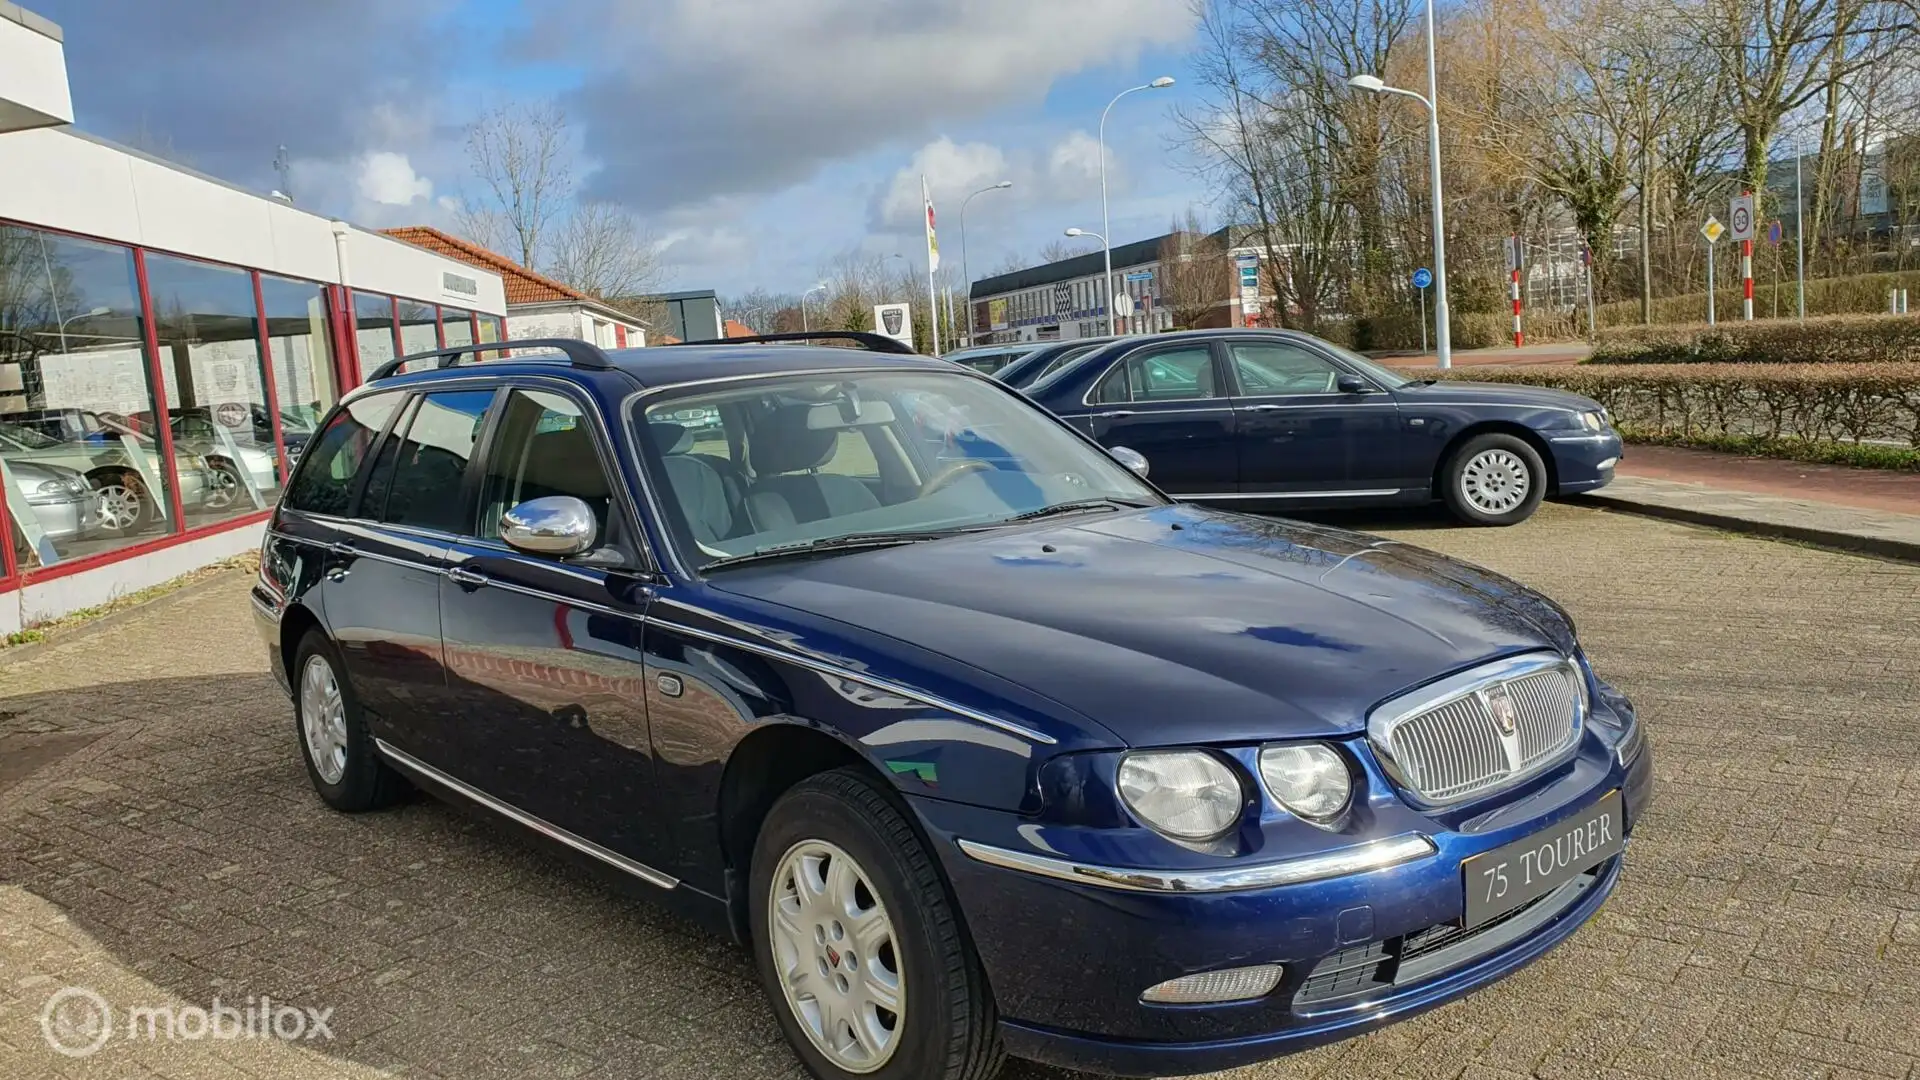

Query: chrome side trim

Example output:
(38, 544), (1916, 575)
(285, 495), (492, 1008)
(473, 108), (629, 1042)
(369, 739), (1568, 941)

(956, 834), (1437, 894)
(1176, 489), (1401, 500)
(649, 598), (1057, 746)
(373, 739), (680, 890)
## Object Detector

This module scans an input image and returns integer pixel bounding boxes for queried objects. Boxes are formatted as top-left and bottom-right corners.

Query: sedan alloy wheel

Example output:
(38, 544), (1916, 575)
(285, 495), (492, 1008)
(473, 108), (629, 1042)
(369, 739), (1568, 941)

(1460, 448), (1531, 515)
(299, 653), (349, 785)
(768, 839), (905, 1073)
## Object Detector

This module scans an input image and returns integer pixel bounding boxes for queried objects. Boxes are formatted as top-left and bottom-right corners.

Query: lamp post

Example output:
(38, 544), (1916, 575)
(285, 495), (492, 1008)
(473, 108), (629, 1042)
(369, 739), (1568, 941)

(55, 306), (109, 352)
(800, 283), (827, 333)
(1348, 4), (1450, 369)
(1098, 77), (1175, 335)
(960, 181), (1013, 347)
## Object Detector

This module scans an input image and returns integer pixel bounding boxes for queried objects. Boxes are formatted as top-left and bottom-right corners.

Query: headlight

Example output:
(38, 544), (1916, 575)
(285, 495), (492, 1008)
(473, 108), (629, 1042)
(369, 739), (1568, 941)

(1257, 743), (1353, 823)
(1116, 750), (1244, 840)
(33, 479), (68, 497)
(1580, 410), (1606, 431)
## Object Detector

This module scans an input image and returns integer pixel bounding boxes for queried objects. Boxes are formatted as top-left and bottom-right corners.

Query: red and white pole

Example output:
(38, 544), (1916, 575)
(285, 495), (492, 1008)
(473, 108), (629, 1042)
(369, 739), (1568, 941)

(1510, 243), (1523, 347)
(1741, 238), (1754, 321)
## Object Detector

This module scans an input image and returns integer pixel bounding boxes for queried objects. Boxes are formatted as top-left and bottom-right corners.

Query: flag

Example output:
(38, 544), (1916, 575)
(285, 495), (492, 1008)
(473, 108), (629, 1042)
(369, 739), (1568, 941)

(923, 175), (940, 273)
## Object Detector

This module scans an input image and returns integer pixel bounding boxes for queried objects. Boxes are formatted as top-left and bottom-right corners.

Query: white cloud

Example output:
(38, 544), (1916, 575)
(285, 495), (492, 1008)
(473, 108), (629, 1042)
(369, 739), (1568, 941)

(355, 151), (435, 206)
(1047, 131), (1106, 192)
(878, 139), (1013, 228)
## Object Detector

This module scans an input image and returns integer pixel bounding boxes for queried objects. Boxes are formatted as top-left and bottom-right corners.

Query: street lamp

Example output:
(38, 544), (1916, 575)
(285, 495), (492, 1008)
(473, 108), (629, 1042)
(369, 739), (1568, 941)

(960, 181), (1013, 347)
(1347, 4), (1450, 369)
(55, 306), (109, 352)
(801, 282), (827, 333)
(1098, 76), (1175, 335)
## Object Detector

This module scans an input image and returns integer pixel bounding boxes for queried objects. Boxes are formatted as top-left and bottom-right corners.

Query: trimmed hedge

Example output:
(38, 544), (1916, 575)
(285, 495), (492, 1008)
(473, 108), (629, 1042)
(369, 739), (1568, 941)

(1405, 363), (1920, 449)
(1594, 268), (1920, 328)
(1321, 309), (1581, 352)
(1617, 429), (1920, 471)
(1588, 313), (1920, 365)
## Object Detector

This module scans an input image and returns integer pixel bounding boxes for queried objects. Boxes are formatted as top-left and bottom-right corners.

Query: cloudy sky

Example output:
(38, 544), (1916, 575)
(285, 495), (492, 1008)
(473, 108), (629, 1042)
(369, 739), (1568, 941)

(38, 0), (1215, 295)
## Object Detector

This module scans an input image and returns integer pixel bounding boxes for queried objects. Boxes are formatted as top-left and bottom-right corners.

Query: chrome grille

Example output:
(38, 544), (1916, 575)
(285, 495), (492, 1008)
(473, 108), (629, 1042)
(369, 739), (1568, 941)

(1369, 655), (1584, 807)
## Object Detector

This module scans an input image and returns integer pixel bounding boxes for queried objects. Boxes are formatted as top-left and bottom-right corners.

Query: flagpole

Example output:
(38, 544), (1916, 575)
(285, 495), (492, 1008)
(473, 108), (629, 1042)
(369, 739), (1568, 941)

(923, 175), (942, 355)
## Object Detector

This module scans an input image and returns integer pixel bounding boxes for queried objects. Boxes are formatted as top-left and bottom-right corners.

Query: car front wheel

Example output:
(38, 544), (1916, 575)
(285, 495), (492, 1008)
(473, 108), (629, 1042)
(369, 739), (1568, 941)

(293, 630), (408, 812)
(750, 767), (1003, 1080)
(1442, 433), (1546, 526)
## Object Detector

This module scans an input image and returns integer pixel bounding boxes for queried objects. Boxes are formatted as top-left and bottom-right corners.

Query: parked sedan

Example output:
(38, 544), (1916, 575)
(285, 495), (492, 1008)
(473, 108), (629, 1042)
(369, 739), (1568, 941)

(940, 343), (1035, 375)
(3, 458), (97, 551)
(256, 335), (1649, 1080)
(0, 417), (216, 534)
(991, 336), (1116, 389)
(1023, 329), (1621, 525)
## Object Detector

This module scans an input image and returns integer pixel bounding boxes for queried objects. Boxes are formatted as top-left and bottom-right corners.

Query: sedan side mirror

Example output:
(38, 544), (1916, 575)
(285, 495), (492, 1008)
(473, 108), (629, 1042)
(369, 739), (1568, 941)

(1336, 373), (1372, 394)
(1109, 446), (1150, 478)
(501, 496), (598, 557)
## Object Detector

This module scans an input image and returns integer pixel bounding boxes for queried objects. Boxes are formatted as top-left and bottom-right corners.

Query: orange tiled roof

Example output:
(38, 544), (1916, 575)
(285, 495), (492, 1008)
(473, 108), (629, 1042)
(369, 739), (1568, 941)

(378, 226), (595, 307)
(723, 319), (755, 338)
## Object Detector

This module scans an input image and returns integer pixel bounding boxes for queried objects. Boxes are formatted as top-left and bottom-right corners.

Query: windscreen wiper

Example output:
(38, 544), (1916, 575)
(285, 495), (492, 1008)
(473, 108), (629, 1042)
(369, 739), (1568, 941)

(702, 531), (955, 571)
(992, 498), (1154, 526)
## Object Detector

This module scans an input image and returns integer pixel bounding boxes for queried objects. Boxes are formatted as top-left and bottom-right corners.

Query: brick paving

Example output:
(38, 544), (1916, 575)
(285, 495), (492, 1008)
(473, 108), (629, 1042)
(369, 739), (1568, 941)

(1618, 445), (1920, 517)
(2, 501), (1918, 1080)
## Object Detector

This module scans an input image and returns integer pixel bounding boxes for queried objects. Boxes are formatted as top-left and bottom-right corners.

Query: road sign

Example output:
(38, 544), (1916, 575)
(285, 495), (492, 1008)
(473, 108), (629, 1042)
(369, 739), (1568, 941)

(1235, 253), (1259, 269)
(1701, 216), (1724, 244)
(1124, 270), (1154, 282)
(1505, 236), (1522, 271)
(1768, 219), (1783, 246)
(1412, 267), (1433, 290)
(1729, 193), (1755, 242)
(1113, 293), (1135, 318)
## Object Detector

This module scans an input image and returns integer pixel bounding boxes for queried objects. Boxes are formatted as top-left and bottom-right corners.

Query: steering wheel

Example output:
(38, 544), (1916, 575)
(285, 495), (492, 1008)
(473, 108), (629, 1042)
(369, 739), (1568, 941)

(918, 458), (995, 499)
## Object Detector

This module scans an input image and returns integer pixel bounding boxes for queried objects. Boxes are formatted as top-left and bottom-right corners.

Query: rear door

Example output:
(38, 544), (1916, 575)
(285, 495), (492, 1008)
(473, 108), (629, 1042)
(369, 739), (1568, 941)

(1223, 338), (1407, 495)
(1078, 341), (1236, 495)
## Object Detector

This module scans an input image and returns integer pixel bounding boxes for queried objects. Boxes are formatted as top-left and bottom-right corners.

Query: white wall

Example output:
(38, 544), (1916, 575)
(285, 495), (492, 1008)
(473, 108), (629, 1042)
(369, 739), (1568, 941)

(6, 519), (263, 628)
(0, 128), (504, 315)
(0, 13), (72, 133)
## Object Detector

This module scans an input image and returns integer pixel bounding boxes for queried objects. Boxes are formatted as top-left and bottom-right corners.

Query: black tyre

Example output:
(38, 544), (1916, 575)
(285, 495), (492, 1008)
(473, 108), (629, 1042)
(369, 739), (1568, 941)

(750, 767), (1003, 1080)
(1441, 433), (1547, 526)
(292, 630), (407, 812)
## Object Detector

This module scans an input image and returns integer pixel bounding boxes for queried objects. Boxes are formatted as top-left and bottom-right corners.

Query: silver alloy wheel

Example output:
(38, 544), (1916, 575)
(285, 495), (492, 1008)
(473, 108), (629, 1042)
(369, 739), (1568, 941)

(92, 483), (144, 532)
(768, 839), (904, 1073)
(204, 465), (240, 510)
(299, 654), (349, 785)
(1460, 448), (1531, 515)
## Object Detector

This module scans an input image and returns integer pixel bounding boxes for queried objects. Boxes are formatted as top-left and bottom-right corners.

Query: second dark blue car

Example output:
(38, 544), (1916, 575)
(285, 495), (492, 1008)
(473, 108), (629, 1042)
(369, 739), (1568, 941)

(1022, 329), (1621, 525)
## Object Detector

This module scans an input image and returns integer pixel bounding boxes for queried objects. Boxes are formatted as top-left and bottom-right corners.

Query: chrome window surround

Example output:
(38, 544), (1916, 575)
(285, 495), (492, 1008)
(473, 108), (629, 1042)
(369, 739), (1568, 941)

(1368, 652), (1586, 809)
(956, 833), (1436, 894)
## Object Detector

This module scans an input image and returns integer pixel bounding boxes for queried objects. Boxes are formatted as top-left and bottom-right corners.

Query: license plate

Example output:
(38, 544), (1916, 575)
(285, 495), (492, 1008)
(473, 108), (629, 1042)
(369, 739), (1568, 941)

(1461, 790), (1623, 928)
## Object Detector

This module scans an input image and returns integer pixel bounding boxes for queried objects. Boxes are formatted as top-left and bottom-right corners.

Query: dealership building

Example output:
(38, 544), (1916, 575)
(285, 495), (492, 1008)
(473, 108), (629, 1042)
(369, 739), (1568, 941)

(967, 227), (1270, 347)
(0, 7), (510, 634)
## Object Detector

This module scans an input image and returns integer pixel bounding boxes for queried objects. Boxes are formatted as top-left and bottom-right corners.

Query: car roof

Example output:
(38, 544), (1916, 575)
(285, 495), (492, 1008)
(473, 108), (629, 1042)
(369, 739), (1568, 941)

(362, 342), (963, 397)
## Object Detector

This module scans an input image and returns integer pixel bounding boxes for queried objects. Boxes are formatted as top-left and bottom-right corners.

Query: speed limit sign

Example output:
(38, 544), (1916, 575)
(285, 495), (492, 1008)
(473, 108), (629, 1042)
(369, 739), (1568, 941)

(1729, 193), (1755, 242)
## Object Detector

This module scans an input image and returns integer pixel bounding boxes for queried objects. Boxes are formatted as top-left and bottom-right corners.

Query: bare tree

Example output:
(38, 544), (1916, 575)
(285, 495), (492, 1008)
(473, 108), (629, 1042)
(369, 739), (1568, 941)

(456, 102), (572, 269)
(547, 202), (662, 300)
(1158, 213), (1233, 329)
(1039, 239), (1098, 263)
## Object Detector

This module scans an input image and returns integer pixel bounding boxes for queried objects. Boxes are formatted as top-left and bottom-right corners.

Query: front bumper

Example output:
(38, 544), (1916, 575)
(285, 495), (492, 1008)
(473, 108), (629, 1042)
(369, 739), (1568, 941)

(913, 693), (1653, 1076)
(1547, 429), (1624, 495)
(23, 494), (95, 542)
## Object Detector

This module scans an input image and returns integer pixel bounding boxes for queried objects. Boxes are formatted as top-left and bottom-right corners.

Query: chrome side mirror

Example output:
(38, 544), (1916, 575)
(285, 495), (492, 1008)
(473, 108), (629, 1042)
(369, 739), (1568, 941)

(501, 496), (597, 556)
(1109, 446), (1150, 479)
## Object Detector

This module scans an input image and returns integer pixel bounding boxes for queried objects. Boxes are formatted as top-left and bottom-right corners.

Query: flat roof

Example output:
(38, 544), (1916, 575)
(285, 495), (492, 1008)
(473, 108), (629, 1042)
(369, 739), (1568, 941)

(2, 3), (62, 43)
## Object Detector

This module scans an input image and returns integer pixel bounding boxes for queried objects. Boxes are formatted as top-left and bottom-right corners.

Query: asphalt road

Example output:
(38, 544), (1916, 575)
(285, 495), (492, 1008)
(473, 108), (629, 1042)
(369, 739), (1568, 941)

(2, 500), (1917, 1080)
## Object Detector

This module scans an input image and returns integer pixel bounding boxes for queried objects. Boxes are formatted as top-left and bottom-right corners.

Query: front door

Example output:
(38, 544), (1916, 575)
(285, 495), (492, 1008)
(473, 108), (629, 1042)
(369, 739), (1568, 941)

(437, 386), (665, 867)
(1077, 342), (1235, 495)
(1223, 339), (1406, 495)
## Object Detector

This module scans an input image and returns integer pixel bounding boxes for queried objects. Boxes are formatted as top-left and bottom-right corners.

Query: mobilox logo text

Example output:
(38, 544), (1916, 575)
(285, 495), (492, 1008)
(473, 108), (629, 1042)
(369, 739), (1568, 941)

(39, 986), (334, 1058)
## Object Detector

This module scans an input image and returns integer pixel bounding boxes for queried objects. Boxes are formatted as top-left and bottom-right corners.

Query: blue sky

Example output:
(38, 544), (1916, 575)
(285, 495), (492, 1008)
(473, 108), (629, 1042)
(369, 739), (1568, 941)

(37, 0), (1215, 297)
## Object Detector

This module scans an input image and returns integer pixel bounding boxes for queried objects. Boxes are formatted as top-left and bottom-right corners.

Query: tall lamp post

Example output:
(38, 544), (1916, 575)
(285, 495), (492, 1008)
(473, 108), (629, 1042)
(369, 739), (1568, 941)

(1098, 77), (1175, 335)
(1348, 3), (1450, 369)
(959, 181), (1013, 347)
(800, 283), (827, 333)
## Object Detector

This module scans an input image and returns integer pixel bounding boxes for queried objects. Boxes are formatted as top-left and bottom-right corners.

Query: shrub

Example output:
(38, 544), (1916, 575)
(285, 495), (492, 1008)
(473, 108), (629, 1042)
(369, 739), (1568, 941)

(1587, 313), (1920, 365)
(1594, 268), (1920, 328)
(1403, 362), (1920, 448)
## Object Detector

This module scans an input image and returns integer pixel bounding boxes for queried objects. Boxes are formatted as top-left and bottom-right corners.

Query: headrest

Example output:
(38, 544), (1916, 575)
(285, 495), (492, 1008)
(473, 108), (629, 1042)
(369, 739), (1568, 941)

(649, 422), (693, 454)
(749, 405), (840, 475)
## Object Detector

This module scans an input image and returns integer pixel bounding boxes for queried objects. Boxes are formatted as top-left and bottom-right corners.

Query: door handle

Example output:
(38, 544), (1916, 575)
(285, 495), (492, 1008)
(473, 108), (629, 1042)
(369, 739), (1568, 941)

(324, 567), (349, 583)
(1244, 404), (1286, 412)
(445, 566), (488, 588)
(1097, 410), (1136, 419)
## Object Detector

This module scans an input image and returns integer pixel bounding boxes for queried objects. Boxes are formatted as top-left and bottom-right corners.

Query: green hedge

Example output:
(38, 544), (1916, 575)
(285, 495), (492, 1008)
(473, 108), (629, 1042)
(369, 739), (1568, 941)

(1320, 309), (1581, 352)
(1616, 429), (1920, 471)
(1588, 313), (1920, 365)
(1402, 363), (1920, 449)
(1595, 268), (1920, 328)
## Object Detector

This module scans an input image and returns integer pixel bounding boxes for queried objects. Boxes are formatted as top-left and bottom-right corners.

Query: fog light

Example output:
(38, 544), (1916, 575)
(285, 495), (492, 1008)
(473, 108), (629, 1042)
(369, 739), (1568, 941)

(1140, 964), (1284, 1004)
(1597, 457), (1618, 470)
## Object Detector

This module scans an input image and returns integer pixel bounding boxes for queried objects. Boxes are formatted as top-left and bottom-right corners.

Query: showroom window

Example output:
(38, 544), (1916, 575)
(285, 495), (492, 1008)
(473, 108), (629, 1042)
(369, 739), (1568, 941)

(259, 274), (340, 468)
(398, 300), (439, 356)
(476, 314), (506, 360)
(441, 307), (475, 349)
(354, 292), (398, 383)
(0, 225), (173, 570)
(144, 252), (280, 529)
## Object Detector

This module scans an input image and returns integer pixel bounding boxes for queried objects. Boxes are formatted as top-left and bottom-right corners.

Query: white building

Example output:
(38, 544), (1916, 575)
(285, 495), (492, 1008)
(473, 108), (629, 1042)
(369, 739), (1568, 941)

(0, 6), (507, 633)
(380, 227), (648, 349)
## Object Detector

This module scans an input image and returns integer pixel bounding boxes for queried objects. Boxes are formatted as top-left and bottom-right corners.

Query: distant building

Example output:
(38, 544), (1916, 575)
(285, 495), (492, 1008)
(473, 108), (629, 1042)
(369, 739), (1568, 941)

(380, 227), (648, 349)
(644, 290), (724, 343)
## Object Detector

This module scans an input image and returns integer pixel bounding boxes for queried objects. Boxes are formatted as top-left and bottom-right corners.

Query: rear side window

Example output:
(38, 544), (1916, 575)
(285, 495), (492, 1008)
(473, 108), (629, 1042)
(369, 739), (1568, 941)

(377, 390), (497, 533)
(281, 394), (402, 515)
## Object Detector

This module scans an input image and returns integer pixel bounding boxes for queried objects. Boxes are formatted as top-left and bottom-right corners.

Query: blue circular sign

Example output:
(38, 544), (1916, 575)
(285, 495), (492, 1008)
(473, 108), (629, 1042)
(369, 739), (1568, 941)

(1412, 267), (1433, 289)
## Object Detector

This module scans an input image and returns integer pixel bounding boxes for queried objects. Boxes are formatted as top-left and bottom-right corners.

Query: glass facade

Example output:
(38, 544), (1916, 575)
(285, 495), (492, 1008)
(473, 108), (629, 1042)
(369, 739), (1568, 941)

(0, 217), (499, 589)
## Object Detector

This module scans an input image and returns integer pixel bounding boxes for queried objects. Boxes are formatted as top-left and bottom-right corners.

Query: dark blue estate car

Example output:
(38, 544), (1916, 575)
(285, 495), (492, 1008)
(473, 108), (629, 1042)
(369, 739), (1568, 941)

(1023, 329), (1623, 525)
(254, 334), (1651, 1080)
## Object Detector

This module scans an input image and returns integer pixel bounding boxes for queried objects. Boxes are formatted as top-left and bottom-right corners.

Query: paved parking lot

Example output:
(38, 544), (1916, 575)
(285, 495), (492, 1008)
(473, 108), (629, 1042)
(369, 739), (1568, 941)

(2, 501), (1918, 1080)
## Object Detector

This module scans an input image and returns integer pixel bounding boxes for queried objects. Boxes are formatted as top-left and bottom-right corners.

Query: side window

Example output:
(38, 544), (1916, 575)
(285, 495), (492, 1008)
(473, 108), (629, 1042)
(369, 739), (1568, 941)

(1229, 343), (1341, 396)
(281, 394), (402, 515)
(379, 389), (497, 533)
(476, 389), (616, 542)
(1097, 346), (1219, 404)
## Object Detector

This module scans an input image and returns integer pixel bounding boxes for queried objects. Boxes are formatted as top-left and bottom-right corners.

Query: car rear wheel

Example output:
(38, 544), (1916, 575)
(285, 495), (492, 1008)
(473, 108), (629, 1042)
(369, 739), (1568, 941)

(88, 471), (151, 534)
(293, 630), (408, 812)
(1442, 433), (1546, 526)
(750, 767), (1003, 1080)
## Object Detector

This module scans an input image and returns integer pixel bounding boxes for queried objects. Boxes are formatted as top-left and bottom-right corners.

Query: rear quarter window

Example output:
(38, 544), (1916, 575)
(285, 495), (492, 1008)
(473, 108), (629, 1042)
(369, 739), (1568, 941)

(281, 394), (403, 516)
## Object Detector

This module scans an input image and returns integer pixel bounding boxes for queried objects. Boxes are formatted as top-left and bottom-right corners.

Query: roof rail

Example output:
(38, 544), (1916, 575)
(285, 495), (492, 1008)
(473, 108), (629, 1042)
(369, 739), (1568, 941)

(667, 331), (919, 356)
(365, 338), (617, 382)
